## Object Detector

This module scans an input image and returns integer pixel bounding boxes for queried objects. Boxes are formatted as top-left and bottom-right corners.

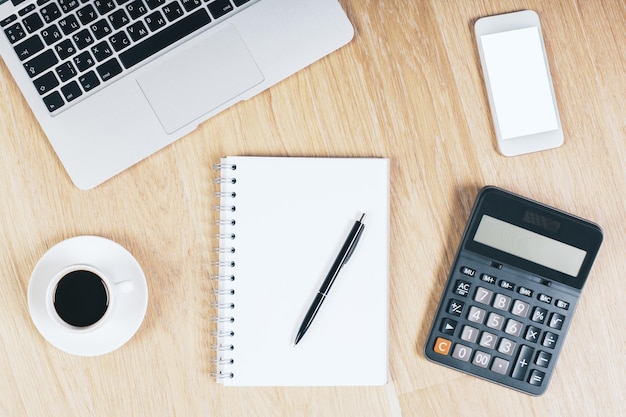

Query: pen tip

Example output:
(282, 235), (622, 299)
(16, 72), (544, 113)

(359, 213), (366, 222)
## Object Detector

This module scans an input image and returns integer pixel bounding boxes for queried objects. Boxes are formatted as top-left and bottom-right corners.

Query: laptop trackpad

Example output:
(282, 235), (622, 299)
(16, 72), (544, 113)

(137, 25), (264, 134)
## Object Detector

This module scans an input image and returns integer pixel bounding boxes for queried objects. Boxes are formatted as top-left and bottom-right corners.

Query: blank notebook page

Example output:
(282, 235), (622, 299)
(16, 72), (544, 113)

(214, 157), (389, 386)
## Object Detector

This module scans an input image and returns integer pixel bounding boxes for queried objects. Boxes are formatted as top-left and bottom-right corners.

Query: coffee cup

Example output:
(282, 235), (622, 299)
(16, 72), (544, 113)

(46, 264), (135, 332)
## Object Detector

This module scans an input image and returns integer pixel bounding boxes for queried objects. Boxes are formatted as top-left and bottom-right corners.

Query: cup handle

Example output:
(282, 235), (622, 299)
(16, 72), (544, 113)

(114, 280), (135, 294)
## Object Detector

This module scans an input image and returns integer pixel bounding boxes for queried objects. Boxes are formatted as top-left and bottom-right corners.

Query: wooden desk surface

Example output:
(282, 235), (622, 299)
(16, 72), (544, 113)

(0, 1), (624, 416)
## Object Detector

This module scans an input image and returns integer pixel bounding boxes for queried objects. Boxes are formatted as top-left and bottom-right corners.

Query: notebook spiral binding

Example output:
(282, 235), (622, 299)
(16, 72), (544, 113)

(211, 162), (237, 381)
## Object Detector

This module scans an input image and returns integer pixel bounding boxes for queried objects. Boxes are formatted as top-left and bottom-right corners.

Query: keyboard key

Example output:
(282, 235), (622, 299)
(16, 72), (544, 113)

(119, 8), (211, 69)
(23, 13), (44, 33)
(145, 11), (167, 31)
(58, 14), (81, 36)
(90, 19), (113, 40)
(447, 299), (464, 316)
(40, 3), (62, 24)
(41, 24), (62, 45)
(73, 51), (95, 71)
(1, 15), (18, 28)
(76, 5), (98, 25)
(109, 31), (131, 51)
(485, 312), (504, 330)
(108, 9), (131, 30)
(61, 80), (83, 102)
(95, 0), (117, 15)
(91, 41), (113, 61)
(531, 306), (547, 323)
(72, 28), (94, 49)
(55, 61), (77, 82)
(453, 280), (471, 297)
(127, 21), (149, 42)
(13, 35), (45, 60)
(126, 0), (149, 19)
(55, 38), (77, 60)
(181, 0), (202, 12)
(33, 71), (59, 95)
(208, 0), (234, 19)
(78, 70), (100, 91)
(4, 23), (26, 43)
(96, 58), (123, 82)
(24, 49), (58, 77)
(146, 0), (166, 8)
(163, 1), (184, 22)
(511, 345), (534, 381)
(233, 0), (250, 5)
(43, 90), (64, 111)
(59, 0), (80, 13)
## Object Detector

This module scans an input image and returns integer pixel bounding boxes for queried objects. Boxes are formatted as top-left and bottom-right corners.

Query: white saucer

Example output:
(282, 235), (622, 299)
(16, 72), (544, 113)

(28, 236), (148, 356)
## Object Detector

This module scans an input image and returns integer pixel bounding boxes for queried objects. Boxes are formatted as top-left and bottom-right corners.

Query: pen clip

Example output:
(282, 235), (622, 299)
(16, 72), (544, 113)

(343, 219), (365, 265)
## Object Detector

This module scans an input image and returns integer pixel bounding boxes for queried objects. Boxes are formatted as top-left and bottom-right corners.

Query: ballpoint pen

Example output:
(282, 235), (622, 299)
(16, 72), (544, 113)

(294, 213), (366, 346)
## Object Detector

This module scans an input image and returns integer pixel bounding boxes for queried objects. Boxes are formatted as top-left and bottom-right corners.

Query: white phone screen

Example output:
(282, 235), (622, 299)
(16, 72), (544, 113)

(480, 27), (558, 140)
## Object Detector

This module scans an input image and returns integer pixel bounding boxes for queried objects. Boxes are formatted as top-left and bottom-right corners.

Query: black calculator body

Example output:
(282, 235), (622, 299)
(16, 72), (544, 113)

(425, 187), (603, 395)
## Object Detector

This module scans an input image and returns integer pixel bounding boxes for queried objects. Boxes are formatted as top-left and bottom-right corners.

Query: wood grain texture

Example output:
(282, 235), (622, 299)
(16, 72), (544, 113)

(0, 1), (624, 416)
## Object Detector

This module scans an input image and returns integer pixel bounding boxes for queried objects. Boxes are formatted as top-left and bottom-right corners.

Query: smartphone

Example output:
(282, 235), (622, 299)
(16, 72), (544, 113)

(475, 10), (563, 156)
(425, 187), (603, 395)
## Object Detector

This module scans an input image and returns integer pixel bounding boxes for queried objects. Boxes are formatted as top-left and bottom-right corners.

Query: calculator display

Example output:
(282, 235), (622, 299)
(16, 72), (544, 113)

(473, 215), (586, 277)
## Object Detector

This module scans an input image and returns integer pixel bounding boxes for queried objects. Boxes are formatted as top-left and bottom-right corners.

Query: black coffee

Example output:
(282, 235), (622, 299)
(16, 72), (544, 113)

(53, 270), (109, 328)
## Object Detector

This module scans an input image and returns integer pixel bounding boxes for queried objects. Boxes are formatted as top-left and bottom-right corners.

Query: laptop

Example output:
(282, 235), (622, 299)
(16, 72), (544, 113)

(0, 0), (353, 189)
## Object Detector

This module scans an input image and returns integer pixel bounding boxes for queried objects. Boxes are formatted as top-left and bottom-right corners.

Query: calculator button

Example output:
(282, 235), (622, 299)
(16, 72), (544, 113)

(528, 369), (545, 386)
(479, 331), (497, 349)
(524, 325), (540, 343)
(454, 280), (471, 297)
(531, 306), (547, 324)
(498, 280), (514, 291)
(440, 318), (457, 335)
(504, 319), (523, 337)
(452, 343), (473, 362)
(480, 273), (496, 284)
(549, 313), (565, 330)
(447, 299), (464, 316)
(493, 293), (512, 311)
(535, 351), (552, 368)
(542, 332), (558, 349)
(491, 357), (510, 375)
(474, 287), (493, 305)
(556, 299), (570, 310)
(486, 312), (504, 330)
(511, 345), (534, 381)
(461, 325), (479, 343)
(434, 337), (452, 355)
(467, 306), (486, 324)
(517, 286), (533, 297)
(460, 266), (476, 277)
(511, 300), (530, 318)
(472, 351), (491, 368)
(497, 338), (517, 356)
(538, 293), (552, 304)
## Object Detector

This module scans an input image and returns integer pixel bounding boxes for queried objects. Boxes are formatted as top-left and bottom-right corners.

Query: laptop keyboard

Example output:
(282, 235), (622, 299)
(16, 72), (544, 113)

(1, 0), (256, 113)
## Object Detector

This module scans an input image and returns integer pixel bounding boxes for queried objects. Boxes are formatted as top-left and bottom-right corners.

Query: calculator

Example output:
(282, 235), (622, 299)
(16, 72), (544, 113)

(425, 187), (603, 395)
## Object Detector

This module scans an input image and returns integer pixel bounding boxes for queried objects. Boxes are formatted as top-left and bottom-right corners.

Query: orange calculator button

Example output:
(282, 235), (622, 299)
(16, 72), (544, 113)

(434, 337), (452, 355)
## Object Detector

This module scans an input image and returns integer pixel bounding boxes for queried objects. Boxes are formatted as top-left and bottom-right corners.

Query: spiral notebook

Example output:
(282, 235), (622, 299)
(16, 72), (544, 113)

(212, 156), (389, 386)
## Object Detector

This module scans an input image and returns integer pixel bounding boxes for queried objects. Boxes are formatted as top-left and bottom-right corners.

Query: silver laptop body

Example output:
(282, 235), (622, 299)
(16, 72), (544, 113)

(0, 0), (353, 189)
